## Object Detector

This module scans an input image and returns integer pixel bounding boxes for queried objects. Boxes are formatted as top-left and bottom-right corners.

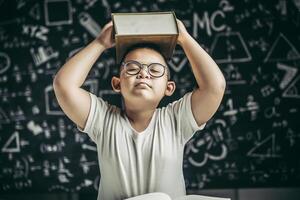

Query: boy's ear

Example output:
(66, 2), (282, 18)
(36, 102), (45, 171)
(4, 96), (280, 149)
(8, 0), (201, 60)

(111, 76), (121, 93)
(165, 81), (176, 96)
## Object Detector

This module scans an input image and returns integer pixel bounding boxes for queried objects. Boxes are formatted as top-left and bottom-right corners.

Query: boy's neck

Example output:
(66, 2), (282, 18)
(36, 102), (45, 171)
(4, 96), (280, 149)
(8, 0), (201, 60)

(124, 108), (156, 133)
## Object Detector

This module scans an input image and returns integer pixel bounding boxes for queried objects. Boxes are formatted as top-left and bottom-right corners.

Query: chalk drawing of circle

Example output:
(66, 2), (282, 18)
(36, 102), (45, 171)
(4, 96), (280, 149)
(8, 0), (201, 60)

(0, 52), (11, 74)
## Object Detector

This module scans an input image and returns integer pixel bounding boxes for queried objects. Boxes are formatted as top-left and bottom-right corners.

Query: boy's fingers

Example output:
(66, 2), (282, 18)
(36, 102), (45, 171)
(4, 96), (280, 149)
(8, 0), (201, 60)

(107, 20), (113, 26)
(103, 20), (113, 29)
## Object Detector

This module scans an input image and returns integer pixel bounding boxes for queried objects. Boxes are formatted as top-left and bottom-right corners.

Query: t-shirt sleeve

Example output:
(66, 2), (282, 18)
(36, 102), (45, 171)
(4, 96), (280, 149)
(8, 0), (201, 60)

(76, 92), (110, 143)
(167, 91), (206, 144)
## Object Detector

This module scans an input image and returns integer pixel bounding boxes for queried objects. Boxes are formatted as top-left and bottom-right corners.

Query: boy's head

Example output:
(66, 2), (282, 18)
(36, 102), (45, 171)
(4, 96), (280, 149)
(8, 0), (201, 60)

(118, 43), (171, 78)
(111, 43), (176, 110)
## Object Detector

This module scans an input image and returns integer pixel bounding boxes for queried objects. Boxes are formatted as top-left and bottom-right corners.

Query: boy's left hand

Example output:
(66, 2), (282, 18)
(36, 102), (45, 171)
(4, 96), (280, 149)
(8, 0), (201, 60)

(176, 19), (189, 46)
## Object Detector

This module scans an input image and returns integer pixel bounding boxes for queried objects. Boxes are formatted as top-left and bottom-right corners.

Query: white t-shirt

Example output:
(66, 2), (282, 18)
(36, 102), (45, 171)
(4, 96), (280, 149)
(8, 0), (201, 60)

(77, 91), (206, 200)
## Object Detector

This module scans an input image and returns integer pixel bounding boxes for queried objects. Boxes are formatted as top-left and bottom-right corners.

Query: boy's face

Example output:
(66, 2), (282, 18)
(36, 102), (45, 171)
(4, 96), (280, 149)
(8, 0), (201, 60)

(111, 48), (175, 108)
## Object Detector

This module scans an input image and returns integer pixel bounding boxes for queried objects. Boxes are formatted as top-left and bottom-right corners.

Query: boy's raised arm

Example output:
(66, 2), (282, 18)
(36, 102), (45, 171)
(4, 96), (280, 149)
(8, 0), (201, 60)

(176, 19), (226, 126)
(53, 21), (115, 130)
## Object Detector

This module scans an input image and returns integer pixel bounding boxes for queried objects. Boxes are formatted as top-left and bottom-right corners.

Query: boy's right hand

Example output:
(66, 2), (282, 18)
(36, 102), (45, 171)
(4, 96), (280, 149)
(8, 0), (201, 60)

(97, 20), (115, 49)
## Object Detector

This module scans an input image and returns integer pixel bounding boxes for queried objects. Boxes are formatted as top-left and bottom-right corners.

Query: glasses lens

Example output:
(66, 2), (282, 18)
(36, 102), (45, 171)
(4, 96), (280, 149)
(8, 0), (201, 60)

(125, 62), (140, 75)
(149, 63), (165, 77)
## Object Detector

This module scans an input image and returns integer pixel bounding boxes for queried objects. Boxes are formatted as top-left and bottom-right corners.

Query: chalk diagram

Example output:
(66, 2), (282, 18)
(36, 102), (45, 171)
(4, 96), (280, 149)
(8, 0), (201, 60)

(264, 33), (300, 62)
(168, 49), (188, 73)
(210, 32), (252, 63)
(247, 134), (281, 158)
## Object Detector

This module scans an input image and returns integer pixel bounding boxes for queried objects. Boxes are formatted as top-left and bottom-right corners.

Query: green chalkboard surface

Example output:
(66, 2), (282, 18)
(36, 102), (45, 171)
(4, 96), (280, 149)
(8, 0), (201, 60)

(0, 0), (299, 193)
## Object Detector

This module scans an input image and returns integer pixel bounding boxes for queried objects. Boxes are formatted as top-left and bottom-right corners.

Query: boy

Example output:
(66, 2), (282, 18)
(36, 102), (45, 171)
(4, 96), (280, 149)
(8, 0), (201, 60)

(53, 19), (226, 200)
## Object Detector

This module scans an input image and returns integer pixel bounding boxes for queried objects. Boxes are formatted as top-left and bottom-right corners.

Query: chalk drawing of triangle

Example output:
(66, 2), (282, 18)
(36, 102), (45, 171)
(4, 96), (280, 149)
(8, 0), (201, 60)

(282, 75), (300, 99)
(1, 131), (20, 153)
(80, 153), (87, 162)
(247, 134), (280, 158)
(210, 32), (252, 63)
(264, 33), (300, 62)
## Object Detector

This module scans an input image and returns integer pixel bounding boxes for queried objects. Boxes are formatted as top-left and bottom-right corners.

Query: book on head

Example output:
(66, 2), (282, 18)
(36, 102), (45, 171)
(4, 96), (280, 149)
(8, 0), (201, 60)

(111, 11), (179, 64)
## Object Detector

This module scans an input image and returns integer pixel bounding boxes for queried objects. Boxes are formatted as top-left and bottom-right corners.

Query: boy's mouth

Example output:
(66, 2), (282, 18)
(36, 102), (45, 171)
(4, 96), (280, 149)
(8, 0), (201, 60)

(135, 82), (151, 88)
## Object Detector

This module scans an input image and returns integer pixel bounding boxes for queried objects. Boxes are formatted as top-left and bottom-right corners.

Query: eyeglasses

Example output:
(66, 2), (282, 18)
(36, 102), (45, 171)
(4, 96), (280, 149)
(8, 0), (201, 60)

(121, 60), (167, 78)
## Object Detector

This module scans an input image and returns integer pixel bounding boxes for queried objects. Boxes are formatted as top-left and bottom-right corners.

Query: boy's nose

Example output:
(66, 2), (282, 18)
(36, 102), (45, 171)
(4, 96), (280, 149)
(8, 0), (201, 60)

(137, 67), (151, 79)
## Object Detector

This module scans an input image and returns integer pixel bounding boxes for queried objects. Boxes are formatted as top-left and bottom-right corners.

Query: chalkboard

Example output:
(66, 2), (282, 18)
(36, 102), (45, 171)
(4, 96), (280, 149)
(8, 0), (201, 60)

(0, 0), (300, 194)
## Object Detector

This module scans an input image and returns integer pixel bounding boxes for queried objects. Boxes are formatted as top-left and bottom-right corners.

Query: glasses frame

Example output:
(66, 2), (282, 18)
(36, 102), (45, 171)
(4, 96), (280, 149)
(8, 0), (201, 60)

(121, 60), (167, 78)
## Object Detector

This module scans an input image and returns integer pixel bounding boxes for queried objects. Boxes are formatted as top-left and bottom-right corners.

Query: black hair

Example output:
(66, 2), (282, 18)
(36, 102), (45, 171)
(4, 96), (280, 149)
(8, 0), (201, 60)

(119, 42), (171, 78)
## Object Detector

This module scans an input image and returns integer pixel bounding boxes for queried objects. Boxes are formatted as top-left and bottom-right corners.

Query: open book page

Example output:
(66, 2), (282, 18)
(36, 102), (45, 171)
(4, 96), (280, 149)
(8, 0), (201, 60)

(173, 194), (231, 200)
(124, 192), (171, 200)
(124, 193), (230, 200)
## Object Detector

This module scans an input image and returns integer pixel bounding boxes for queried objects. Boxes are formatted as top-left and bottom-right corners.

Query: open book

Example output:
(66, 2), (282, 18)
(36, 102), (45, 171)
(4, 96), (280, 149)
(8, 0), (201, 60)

(125, 192), (230, 200)
(111, 11), (179, 64)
